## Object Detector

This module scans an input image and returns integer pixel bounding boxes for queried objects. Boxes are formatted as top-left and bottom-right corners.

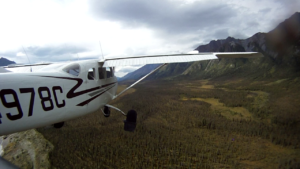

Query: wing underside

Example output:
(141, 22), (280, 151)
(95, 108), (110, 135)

(102, 52), (263, 67)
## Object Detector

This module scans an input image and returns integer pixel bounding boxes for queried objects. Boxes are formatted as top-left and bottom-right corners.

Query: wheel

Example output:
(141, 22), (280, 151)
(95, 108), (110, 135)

(53, 122), (65, 128)
(124, 110), (137, 132)
(104, 106), (110, 117)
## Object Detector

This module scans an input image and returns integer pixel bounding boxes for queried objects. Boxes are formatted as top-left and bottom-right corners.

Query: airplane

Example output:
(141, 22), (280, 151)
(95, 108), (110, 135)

(0, 51), (263, 136)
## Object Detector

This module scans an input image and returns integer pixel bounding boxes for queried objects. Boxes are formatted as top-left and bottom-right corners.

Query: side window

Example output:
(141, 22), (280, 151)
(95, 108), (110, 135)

(99, 67), (106, 79)
(110, 67), (114, 77)
(63, 64), (80, 76)
(87, 68), (95, 80)
(106, 67), (111, 78)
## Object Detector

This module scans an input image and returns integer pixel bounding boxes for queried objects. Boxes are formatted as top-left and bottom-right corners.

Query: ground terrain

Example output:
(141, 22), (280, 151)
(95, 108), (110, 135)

(38, 77), (300, 169)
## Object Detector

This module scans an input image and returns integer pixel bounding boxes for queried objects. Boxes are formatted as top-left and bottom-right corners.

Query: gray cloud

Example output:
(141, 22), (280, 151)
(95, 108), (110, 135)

(273, 0), (300, 14)
(0, 51), (17, 58)
(247, 21), (259, 28)
(230, 32), (248, 39)
(118, 67), (137, 73)
(267, 0), (300, 27)
(89, 0), (237, 35)
(259, 8), (271, 14)
(26, 45), (88, 57)
(213, 29), (229, 39)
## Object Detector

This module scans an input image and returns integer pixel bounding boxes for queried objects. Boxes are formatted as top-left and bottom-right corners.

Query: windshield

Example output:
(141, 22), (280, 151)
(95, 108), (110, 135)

(62, 63), (80, 76)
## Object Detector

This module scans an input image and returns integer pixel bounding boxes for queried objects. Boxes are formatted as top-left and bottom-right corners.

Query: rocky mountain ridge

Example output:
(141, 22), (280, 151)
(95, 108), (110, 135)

(122, 12), (300, 81)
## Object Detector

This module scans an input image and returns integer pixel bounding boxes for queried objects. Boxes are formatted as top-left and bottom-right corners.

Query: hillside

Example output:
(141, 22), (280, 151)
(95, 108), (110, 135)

(0, 57), (15, 66)
(38, 77), (300, 168)
(119, 64), (160, 81)
(33, 12), (300, 169)
(123, 12), (300, 81)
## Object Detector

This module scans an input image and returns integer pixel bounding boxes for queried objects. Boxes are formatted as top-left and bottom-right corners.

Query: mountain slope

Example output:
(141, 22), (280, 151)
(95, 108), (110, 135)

(119, 64), (160, 81)
(125, 12), (300, 80)
(180, 12), (300, 79)
(0, 57), (16, 66)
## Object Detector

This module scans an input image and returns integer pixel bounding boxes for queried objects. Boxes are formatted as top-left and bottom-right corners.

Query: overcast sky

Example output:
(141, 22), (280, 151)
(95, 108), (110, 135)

(0, 0), (299, 77)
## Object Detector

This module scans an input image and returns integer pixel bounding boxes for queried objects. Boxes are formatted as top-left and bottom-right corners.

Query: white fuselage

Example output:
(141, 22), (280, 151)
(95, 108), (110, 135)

(0, 60), (118, 135)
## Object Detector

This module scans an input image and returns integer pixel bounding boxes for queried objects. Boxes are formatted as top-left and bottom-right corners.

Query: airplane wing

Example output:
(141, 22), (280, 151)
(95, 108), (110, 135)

(104, 51), (264, 99)
(102, 52), (263, 67)
(1, 63), (53, 73)
(0, 67), (11, 73)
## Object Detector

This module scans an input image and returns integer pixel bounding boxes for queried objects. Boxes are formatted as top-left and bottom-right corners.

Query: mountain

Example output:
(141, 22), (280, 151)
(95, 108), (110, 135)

(0, 57), (15, 66)
(119, 64), (160, 81)
(125, 12), (300, 81)
(190, 12), (300, 79)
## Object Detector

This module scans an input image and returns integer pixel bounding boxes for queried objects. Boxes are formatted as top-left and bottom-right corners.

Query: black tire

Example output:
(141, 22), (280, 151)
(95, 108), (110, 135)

(53, 122), (65, 128)
(104, 106), (110, 117)
(124, 110), (137, 132)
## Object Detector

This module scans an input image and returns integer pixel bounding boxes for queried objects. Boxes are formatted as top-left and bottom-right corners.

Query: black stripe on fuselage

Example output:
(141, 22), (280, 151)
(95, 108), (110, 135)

(76, 84), (116, 106)
(88, 84), (114, 97)
(37, 76), (116, 106)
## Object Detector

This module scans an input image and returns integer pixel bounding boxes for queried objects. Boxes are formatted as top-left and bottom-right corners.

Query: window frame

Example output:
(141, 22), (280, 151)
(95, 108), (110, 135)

(87, 68), (96, 80)
(98, 67), (106, 79)
(106, 67), (112, 78)
(62, 63), (81, 77)
(110, 67), (114, 77)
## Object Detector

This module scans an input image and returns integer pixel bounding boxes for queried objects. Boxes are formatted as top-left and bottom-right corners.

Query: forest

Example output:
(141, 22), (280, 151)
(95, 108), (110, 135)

(38, 77), (300, 169)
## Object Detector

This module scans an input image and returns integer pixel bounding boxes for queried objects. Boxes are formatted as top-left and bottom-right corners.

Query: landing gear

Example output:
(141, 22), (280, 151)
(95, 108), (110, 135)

(103, 106), (110, 117)
(53, 122), (65, 128)
(124, 110), (137, 132)
(101, 104), (137, 132)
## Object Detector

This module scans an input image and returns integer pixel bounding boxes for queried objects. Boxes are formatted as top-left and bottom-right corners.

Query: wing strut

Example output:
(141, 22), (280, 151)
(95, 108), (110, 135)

(113, 63), (167, 100)
(102, 104), (126, 116)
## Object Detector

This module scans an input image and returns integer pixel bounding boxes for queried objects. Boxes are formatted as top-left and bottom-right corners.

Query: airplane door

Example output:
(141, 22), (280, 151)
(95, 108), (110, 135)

(98, 67), (109, 104)
(98, 67), (117, 104)
(86, 67), (98, 94)
(85, 67), (102, 111)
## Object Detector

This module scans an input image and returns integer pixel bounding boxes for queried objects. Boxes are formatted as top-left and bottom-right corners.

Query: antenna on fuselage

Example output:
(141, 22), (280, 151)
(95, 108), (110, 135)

(22, 46), (32, 72)
(99, 41), (105, 61)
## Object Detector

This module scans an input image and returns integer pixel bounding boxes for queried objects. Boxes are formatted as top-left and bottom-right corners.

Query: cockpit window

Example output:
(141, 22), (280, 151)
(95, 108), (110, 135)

(63, 64), (80, 76)
(87, 68), (95, 80)
(98, 67), (114, 79)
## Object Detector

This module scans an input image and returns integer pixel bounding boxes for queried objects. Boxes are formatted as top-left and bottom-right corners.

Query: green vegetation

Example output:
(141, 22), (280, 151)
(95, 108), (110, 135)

(38, 78), (300, 168)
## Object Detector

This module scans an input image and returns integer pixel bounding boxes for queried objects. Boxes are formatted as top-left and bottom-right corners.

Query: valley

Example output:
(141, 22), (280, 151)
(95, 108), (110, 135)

(0, 5), (299, 169)
(38, 77), (300, 168)
(1, 11), (299, 169)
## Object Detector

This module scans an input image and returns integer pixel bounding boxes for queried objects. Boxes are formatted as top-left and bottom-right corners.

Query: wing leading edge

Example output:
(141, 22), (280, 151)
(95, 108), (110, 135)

(102, 52), (263, 67)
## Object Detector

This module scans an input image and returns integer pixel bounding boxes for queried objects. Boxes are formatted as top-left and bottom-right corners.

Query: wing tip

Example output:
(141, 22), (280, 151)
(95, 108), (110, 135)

(215, 52), (264, 58)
